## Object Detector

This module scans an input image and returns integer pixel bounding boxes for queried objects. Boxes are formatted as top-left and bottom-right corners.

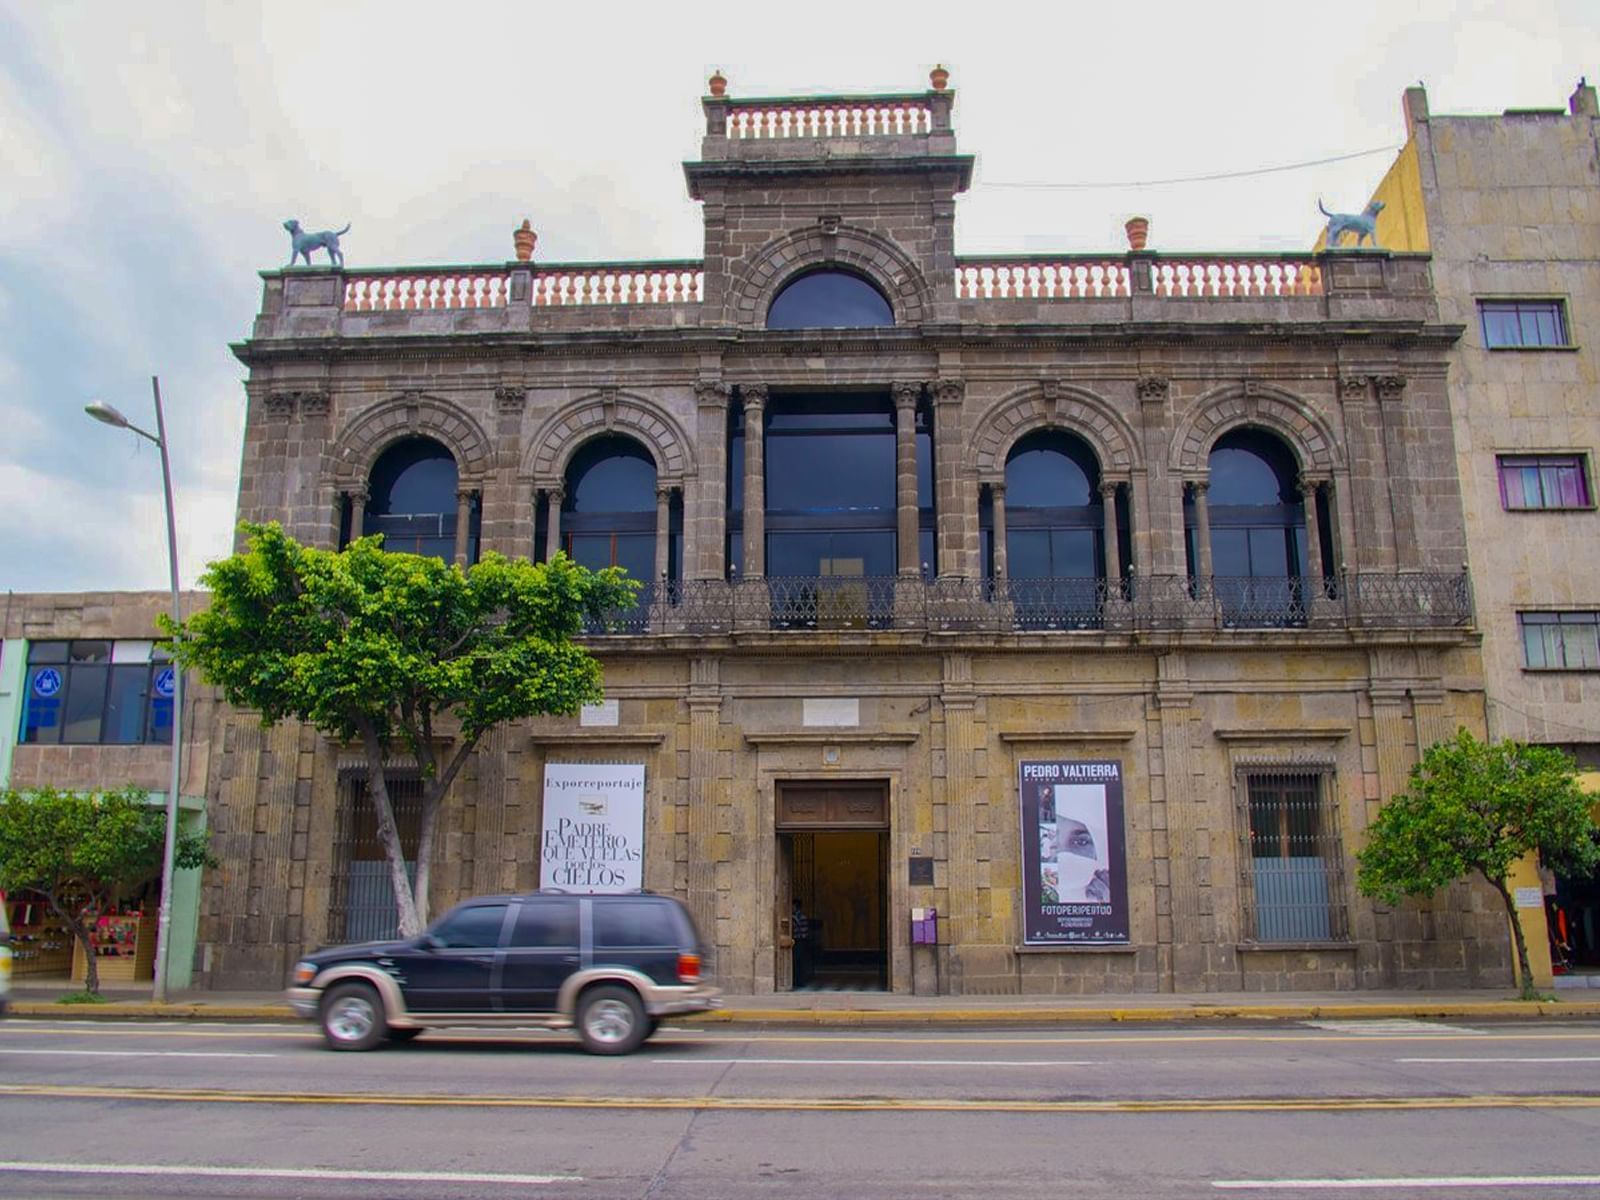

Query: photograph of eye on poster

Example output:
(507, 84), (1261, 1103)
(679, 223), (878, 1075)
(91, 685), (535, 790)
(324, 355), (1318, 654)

(539, 763), (645, 892)
(1019, 759), (1129, 944)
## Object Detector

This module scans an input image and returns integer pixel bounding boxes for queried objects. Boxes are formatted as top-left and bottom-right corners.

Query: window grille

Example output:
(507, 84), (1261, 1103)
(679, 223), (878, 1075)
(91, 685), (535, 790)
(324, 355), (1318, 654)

(1238, 766), (1348, 942)
(329, 774), (424, 943)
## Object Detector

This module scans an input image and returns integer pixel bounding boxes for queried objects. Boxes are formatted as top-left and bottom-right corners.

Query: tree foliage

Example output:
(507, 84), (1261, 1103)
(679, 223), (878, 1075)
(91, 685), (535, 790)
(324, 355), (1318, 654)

(164, 522), (637, 937)
(1357, 729), (1600, 997)
(0, 786), (212, 995)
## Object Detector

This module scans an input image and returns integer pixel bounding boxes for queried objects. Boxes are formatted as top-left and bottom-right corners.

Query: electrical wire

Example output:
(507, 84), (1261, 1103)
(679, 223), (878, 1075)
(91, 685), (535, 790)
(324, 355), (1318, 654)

(980, 145), (1400, 191)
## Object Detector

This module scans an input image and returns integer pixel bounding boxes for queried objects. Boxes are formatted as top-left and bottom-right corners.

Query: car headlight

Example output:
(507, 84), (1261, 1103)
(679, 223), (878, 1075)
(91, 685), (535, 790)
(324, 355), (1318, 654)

(291, 961), (318, 987)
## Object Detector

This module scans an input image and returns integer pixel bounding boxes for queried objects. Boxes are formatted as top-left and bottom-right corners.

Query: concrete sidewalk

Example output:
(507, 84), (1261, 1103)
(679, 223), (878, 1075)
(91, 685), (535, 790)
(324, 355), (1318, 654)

(9, 980), (1600, 1025)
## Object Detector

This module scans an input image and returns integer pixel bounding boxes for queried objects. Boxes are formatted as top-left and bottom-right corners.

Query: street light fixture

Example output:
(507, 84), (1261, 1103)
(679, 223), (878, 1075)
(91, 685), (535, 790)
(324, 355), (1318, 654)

(85, 377), (184, 1004)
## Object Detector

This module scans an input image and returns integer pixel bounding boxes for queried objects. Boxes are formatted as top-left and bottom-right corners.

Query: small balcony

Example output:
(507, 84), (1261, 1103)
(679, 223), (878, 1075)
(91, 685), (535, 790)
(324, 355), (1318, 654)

(579, 570), (1473, 640)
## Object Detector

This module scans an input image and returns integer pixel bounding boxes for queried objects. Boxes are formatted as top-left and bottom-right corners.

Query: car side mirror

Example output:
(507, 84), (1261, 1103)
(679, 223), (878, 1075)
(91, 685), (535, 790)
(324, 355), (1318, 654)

(419, 933), (443, 951)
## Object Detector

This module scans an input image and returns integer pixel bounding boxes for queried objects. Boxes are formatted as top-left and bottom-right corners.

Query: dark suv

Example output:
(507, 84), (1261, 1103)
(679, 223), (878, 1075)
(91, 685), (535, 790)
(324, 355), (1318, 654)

(287, 891), (718, 1054)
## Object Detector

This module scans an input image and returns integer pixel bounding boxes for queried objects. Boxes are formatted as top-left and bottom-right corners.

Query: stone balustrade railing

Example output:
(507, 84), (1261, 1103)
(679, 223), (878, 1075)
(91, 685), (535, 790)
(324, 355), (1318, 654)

(954, 260), (1132, 299)
(955, 253), (1326, 301)
(528, 263), (704, 306)
(721, 96), (934, 138)
(344, 270), (513, 312)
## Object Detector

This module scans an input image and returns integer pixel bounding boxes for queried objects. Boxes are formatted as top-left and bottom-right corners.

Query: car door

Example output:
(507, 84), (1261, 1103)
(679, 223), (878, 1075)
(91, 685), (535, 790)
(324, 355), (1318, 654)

(402, 902), (511, 1013)
(498, 897), (581, 1013)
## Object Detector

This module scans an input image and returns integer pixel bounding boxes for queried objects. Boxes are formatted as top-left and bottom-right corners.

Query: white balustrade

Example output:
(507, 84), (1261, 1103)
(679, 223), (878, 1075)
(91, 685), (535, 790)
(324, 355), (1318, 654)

(1150, 259), (1323, 297)
(528, 268), (703, 306)
(954, 261), (1131, 299)
(724, 101), (932, 138)
(343, 272), (511, 312)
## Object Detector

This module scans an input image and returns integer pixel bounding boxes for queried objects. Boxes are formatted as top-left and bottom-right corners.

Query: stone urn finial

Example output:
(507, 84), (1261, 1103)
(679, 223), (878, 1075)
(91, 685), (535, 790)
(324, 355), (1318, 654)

(930, 64), (950, 91)
(1124, 216), (1150, 252)
(708, 69), (727, 97)
(513, 219), (537, 262)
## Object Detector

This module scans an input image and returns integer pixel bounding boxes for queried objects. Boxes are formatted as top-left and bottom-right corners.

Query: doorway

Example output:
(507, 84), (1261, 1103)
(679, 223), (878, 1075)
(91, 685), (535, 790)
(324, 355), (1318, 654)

(777, 781), (889, 992)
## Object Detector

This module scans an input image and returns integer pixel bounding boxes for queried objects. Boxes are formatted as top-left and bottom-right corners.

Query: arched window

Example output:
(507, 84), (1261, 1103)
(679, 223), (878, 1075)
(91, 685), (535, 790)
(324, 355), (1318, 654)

(560, 436), (661, 583)
(986, 431), (1117, 628)
(1188, 429), (1307, 624)
(363, 437), (474, 562)
(766, 269), (894, 329)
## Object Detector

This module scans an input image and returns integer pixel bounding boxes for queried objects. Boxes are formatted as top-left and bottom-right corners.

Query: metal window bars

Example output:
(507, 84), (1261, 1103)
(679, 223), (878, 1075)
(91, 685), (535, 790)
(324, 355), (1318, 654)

(1237, 766), (1349, 943)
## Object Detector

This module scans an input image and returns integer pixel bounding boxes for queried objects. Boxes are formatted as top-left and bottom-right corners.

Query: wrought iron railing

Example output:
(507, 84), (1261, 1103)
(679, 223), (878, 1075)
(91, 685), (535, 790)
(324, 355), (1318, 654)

(577, 571), (1472, 637)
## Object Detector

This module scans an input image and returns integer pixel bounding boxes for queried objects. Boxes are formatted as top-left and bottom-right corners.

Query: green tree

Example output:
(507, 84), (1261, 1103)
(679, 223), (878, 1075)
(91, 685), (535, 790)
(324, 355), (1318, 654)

(164, 522), (636, 938)
(0, 786), (212, 996)
(1357, 729), (1600, 998)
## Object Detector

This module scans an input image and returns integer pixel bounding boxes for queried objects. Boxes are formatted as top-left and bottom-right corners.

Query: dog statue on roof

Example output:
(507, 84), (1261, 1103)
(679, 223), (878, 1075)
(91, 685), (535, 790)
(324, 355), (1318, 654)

(283, 219), (351, 267)
(1318, 199), (1384, 250)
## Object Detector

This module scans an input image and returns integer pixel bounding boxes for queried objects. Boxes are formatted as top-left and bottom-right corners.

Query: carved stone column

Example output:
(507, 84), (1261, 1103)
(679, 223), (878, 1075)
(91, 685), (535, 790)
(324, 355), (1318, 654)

(654, 484), (673, 584)
(990, 482), (1008, 581)
(454, 489), (475, 567)
(740, 384), (767, 578)
(693, 382), (730, 580)
(893, 382), (921, 576)
(1302, 477), (1326, 582)
(345, 487), (369, 545)
(932, 381), (966, 578)
(1099, 482), (1122, 586)
(544, 484), (565, 562)
(1190, 480), (1214, 580)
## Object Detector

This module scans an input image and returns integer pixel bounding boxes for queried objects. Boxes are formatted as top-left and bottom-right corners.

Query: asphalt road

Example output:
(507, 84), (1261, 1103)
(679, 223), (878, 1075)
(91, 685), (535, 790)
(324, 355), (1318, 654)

(2, 1016), (1599, 1198)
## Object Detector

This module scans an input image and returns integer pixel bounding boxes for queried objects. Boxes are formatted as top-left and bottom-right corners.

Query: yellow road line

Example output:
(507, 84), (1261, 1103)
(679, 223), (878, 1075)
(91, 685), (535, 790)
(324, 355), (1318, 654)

(2, 1026), (1599, 1046)
(0, 1082), (1597, 1114)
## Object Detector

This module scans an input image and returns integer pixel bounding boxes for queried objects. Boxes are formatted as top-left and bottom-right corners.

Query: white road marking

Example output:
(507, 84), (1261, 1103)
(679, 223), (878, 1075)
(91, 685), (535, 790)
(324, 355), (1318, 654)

(0, 1161), (580, 1185)
(1397, 1055), (1600, 1064)
(1215, 1177), (1600, 1190)
(654, 1057), (1096, 1066)
(0, 1048), (275, 1059)
(1303, 1020), (1485, 1035)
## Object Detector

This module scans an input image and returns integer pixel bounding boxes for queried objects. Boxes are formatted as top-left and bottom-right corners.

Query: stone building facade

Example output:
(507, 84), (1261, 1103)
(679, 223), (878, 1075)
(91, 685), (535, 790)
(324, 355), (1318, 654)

(195, 74), (1507, 995)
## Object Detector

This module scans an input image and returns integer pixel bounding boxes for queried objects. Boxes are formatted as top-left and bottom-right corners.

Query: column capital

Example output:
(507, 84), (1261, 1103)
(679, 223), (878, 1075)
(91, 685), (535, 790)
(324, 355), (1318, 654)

(1189, 479), (1210, 497)
(932, 380), (965, 406)
(1098, 481), (1120, 500)
(494, 386), (527, 412)
(456, 487), (478, 503)
(544, 482), (565, 501)
(1136, 376), (1169, 403)
(987, 479), (1006, 499)
(694, 381), (730, 408)
(891, 381), (922, 408)
(740, 383), (769, 408)
(656, 483), (675, 501)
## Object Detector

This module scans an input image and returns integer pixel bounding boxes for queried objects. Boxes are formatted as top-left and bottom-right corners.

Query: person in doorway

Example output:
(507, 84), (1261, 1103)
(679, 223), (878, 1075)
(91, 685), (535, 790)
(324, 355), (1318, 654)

(791, 899), (814, 987)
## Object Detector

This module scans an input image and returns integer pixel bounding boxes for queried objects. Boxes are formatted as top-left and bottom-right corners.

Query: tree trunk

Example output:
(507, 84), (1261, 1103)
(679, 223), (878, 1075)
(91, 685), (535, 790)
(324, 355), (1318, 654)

(413, 787), (441, 929)
(356, 720), (422, 938)
(1490, 876), (1538, 1000)
(48, 893), (98, 996)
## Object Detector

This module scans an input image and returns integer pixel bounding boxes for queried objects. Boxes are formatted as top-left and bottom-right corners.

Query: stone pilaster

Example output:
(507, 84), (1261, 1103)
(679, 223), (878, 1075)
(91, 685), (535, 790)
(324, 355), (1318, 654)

(940, 653), (980, 977)
(686, 657), (722, 964)
(692, 382), (729, 580)
(1155, 653), (1209, 988)
(893, 382), (921, 575)
(932, 380), (966, 577)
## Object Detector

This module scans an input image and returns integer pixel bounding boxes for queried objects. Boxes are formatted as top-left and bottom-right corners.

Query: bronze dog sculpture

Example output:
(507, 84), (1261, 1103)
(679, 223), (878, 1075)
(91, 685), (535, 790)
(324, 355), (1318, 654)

(284, 219), (351, 267)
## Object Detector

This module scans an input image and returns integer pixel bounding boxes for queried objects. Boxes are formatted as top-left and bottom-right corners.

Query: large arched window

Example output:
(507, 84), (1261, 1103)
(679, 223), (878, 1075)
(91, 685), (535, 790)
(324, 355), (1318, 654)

(766, 269), (894, 329)
(985, 431), (1119, 628)
(362, 437), (474, 562)
(1188, 429), (1307, 624)
(559, 436), (661, 583)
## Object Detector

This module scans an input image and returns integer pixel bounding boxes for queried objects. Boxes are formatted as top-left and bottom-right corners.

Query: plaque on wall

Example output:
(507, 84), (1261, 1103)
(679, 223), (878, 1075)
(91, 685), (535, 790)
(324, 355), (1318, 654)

(908, 855), (935, 885)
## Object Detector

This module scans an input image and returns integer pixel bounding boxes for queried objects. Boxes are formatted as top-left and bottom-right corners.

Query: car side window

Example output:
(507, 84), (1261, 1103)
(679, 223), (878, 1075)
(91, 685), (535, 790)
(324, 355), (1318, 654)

(429, 904), (509, 949)
(509, 899), (579, 948)
(593, 901), (677, 948)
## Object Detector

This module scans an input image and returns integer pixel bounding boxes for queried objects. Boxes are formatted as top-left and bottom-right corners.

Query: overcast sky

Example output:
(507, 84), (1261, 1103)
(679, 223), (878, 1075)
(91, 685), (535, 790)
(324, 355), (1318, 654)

(2, 0), (1595, 594)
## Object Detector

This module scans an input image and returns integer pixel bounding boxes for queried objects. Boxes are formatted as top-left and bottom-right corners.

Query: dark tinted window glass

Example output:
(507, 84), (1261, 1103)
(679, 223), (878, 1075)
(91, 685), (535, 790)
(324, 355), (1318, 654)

(593, 901), (678, 947)
(568, 438), (656, 513)
(23, 664), (64, 744)
(62, 664), (107, 743)
(103, 665), (150, 744)
(767, 271), (894, 329)
(431, 904), (508, 949)
(1005, 435), (1096, 507)
(509, 900), (579, 948)
(365, 437), (459, 561)
(28, 641), (69, 664)
(1479, 300), (1568, 348)
(1208, 445), (1290, 506)
(767, 433), (895, 510)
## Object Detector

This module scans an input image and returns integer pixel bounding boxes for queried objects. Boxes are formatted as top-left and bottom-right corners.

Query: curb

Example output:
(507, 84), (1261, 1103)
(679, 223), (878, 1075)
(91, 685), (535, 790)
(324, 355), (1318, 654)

(10, 999), (1600, 1024)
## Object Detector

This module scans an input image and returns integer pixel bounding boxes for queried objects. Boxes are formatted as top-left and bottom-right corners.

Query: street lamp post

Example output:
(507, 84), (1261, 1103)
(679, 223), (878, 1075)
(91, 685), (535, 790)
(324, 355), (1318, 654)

(85, 376), (183, 1004)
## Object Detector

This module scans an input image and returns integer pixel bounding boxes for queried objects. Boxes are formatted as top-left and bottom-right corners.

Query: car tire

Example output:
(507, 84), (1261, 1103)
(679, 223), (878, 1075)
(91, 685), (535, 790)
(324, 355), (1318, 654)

(386, 1027), (423, 1044)
(575, 984), (647, 1055)
(320, 982), (388, 1051)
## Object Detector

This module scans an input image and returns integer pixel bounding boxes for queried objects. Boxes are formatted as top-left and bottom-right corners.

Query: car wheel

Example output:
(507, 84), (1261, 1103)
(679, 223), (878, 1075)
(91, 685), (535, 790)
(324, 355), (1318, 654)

(386, 1027), (423, 1044)
(576, 984), (647, 1055)
(320, 982), (387, 1051)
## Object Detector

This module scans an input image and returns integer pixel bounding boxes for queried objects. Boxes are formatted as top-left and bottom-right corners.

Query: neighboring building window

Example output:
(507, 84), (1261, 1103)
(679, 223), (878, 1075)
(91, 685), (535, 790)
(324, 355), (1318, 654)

(362, 436), (477, 563)
(1479, 299), (1569, 348)
(1497, 454), (1591, 510)
(1520, 611), (1600, 670)
(766, 269), (894, 329)
(1241, 767), (1347, 942)
(20, 640), (174, 746)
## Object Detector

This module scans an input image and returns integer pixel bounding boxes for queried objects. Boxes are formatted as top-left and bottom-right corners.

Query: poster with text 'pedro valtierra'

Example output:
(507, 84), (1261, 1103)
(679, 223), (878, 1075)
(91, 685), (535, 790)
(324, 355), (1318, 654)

(1019, 759), (1130, 945)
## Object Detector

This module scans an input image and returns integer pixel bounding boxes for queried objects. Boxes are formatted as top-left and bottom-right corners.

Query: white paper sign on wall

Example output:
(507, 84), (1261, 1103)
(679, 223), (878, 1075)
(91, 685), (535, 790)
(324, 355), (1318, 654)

(580, 700), (620, 726)
(1513, 886), (1544, 909)
(540, 762), (645, 892)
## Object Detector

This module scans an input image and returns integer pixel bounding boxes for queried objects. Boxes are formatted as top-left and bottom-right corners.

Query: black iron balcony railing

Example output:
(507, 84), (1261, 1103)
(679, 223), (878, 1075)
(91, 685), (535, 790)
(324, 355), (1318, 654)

(578, 571), (1473, 637)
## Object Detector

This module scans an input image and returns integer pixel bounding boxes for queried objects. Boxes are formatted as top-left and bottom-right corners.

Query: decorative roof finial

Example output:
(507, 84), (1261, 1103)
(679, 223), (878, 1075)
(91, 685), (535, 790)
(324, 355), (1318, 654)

(513, 219), (537, 262)
(708, 69), (727, 98)
(930, 64), (950, 91)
